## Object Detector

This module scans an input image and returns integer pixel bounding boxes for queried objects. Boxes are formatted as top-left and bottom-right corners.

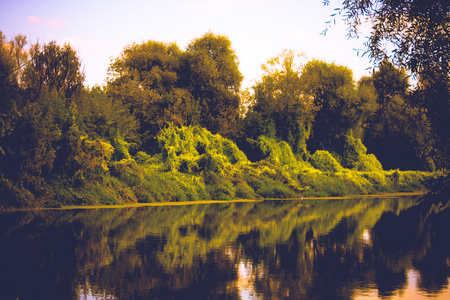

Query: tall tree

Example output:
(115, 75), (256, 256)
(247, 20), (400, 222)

(107, 40), (200, 152)
(363, 61), (434, 170)
(109, 40), (182, 95)
(299, 59), (377, 153)
(0, 88), (63, 206)
(185, 32), (243, 137)
(327, 0), (450, 76)
(244, 50), (316, 158)
(326, 0), (450, 170)
(22, 41), (84, 100)
(0, 32), (27, 128)
(0, 31), (27, 89)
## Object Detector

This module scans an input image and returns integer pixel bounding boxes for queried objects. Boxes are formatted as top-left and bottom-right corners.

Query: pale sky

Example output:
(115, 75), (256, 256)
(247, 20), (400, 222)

(0, 0), (373, 89)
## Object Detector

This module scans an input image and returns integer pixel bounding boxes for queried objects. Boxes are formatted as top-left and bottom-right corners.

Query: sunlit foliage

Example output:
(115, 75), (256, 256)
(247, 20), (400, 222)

(0, 32), (441, 210)
(242, 50), (315, 159)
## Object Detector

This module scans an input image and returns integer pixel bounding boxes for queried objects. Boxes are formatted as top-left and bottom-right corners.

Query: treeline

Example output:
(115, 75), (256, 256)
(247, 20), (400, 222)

(0, 31), (444, 209)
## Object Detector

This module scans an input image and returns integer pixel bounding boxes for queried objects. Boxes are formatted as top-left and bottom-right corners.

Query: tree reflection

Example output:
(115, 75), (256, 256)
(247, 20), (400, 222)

(0, 196), (449, 299)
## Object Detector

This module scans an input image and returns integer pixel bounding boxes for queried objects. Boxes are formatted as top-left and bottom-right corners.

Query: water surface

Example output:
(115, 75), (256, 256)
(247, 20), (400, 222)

(0, 196), (449, 299)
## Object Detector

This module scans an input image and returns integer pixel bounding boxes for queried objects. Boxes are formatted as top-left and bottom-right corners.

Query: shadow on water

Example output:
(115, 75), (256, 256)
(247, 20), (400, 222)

(0, 195), (449, 299)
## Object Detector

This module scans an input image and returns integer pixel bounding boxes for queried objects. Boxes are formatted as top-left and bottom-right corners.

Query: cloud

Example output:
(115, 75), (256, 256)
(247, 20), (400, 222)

(27, 15), (66, 27)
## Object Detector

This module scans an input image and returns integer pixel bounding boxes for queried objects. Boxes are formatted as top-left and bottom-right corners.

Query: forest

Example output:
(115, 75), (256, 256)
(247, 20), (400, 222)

(0, 30), (446, 210)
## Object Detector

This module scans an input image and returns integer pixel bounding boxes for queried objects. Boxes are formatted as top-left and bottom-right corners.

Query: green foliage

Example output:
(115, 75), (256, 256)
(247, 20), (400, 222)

(299, 59), (378, 152)
(186, 32), (243, 137)
(107, 40), (200, 153)
(335, 0), (450, 76)
(75, 87), (138, 143)
(257, 136), (298, 166)
(133, 172), (209, 203)
(112, 131), (132, 161)
(355, 154), (383, 172)
(342, 130), (383, 172)
(252, 177), (297, 198)
(234, 179), (258, 199)
(362, 60), (435, 171)
(243, 50), (314, 157)
(157, 124), (248, 173)
(0, 33), (440, 210)
(22, 41), (84, 99)
(107, 32), (243, 145)
(310, 150), (343, 173)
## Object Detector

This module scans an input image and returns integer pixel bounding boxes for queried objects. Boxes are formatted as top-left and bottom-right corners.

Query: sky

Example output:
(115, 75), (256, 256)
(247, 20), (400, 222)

(0, 0), (373, 89)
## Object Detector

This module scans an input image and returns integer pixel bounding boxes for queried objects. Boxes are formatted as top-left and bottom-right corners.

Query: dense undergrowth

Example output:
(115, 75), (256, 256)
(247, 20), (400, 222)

(0, 124), (436, 210)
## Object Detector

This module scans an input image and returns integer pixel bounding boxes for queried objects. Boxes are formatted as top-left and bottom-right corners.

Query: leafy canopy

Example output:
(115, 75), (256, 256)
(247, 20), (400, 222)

(326, 0), (450, 77)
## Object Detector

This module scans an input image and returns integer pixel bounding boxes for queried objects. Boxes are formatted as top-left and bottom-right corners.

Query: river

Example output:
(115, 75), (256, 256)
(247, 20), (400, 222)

(0, 196), (449, 299)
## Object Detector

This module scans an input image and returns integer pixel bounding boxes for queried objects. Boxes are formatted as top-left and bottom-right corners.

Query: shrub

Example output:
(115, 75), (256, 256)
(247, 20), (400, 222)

(355, 153), (383, 172)
(112, 131), (132, 161)
(341, 130), (383, 172)
(158, 124), (248, 173)
(205, 172), (235, 200)
(310, 150), (343, 173)
(110, 158), (144, 185)
(234, 181), (258, 199)
(341, 130), (367, 168)
(257, 136), (298, 166)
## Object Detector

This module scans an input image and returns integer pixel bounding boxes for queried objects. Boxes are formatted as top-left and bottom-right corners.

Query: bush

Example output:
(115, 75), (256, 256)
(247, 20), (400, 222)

(342, 131), (383, 172)
(310, 150), (343, 173)
(355, 154), (383, 172)
(110, 158), (144, 186)
(205, 172), (235, 200)
(257, 136), (298, 166)
(234, 181), (258, 199)
(158, 124), (248, 173)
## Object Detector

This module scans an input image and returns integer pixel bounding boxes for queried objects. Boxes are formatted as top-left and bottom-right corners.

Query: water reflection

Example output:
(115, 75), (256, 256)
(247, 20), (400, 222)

(0, 196), (449, 299)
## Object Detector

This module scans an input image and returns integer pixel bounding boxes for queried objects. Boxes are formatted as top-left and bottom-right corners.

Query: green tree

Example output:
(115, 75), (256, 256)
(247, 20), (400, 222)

(74, 86), (138, 142)
(411, 69), (448, 170)
(355, 75), (379, 139)
(107, 40), (199, 152)
(0, 31), (27, 90)
(243, 50), (316, 159)
(0, 88), (62, 206)
(327, 0), (450, 172)
(22, 41), (84, 100)
(109, 41), (182, 95)
(0, 32), (27, 139)
(299, 59), (377, 153)
(327, 0), (450, 76)
(185, 32), (243, 137)
(362, 61), (435, 170)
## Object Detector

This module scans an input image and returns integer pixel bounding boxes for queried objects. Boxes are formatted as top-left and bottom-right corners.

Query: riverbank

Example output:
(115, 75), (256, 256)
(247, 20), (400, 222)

(0, 191), (427, 213)
(0, 125), (441, 212)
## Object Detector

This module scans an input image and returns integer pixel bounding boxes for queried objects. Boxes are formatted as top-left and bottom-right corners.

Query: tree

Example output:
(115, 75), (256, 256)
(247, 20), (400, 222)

(326, 0), (450, 171)
(0, 88), (63, 206)
(0, 32), (27, 135)
(360, 60), (435, 170)
(299, 59), (377, 153)
(74, 86), (138, 142)
(243, 50), (316, 158)
(107, 40), (201, 152)
(109, 40), (182, 95)
(327, 0), (450, 76)
(0, 31), (27, 88)
(185, 32), (243, 137)
(22, 41), (84, 100)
